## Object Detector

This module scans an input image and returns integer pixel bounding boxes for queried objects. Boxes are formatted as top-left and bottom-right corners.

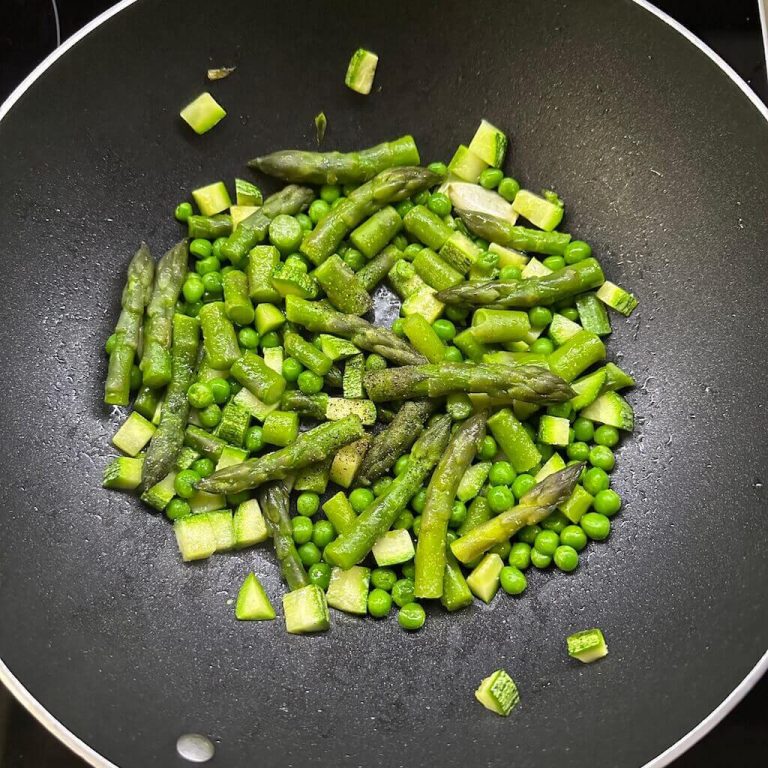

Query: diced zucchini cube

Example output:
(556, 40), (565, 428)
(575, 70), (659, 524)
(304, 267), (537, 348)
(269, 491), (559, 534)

(235, 178), (263, 207)
(112, 411), (156, 456)
(371, 529), (415, 567)
(283, 584), (330, 634)
(230, 205), (260, 229)
(580, 391), (634, 431)
(102, 456), (144, 490)
(216, 445), (248, 471)
(447, 144), (488, 183)
(569, 369), (607, 411)
(468, 119), (509, 167)
(596, 281), (638, 316)
(534, 452), (567, 482)
(322, 492), (357, 535)
(401, 288), (444, 324)
(521, 257), (553, 278)
(188, 490), (227, 514)
(512, 189), (564, 231)
(439, 231), (482, 274)
(192, 180), (231, 216)
(467, 553), (504, 604)
(326, 565), (370, 615)
(235, 573), (276, 620)
(345, 48), (379, 95)
(234, 388), (279, 422)
(207, 509), (235, 552)
(538, 415), (570, 447)
(558, 485), (594, 523)
(141, 471), (177, 512)
(567, 628), (608, 663)
(263, 346), (284, 374)
(329, 436), (370, 488)
(174, 514), (216, 561)
(548, 313), (583, 346)
(233, 499), (269, 547)
(325, 398), (377, 426)
(180, 92), (226, 135)
(475, 669), (520, 716)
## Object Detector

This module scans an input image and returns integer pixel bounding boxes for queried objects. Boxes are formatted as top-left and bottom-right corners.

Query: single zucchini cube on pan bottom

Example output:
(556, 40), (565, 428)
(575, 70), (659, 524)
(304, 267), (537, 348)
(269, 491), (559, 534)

(567, 628), (608, 663)
(345, 48), (379, 95)
(283, 584), (330, 634)
(326, 566), (370, 615)
(235, 573), (276, 621)
(174, 514), (216, 562)
(475, 669), (520, 717)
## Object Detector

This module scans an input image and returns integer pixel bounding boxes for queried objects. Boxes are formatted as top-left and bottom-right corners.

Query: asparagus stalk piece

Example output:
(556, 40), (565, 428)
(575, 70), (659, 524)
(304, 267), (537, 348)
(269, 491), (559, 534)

(285, 296), (427, 366)
(450, 463), (583, 564)
(458, 210), (571, 256)
(414, 412), (487, 598)
(105, 243), (155, 405)
(258, 480), (309, 591)
(187, 214), (232, 240)
(300, 166), (441, 265)
(436, 258), (605, 307)
(141, 314), (200, 489)
(356, 245), (402, 293)
(249, 135), (420, 185)
(197, 415), (365, 494)
(221, 185), (314, 265)
(363, 363), (575, 403)
(355, 399), (436, 485)
(140, 241), (188, 388)
(324, 415), (452, 569)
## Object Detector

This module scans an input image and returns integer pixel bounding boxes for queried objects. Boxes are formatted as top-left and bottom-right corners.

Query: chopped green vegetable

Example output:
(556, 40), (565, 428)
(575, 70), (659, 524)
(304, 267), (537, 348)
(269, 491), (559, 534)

(467, 119), (508, 168)
(475, 669), (520, 716)
(596, 281), (638, 316)
(345, 48), (378, 95)
(326, 565), (370, 614)
(235, 573), (276, 620)
(283, 584), (330, 634)
(567, 628), (608, 663)
(180, 92), (226, 135)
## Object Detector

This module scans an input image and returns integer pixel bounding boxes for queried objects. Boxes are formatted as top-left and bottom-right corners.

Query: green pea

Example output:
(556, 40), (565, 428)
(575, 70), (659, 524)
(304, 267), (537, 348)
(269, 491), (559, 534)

(174, 201), (193, 222)
(401, 562), (416, 581)
(188, 458), (213, 479)
(593, 488), (622, 516)
(297, 542), (322, 567)
(479, 167), (504, 189)
(489, 460), (515, 486)
(478, 436), (498, 461)
(589, 445), (615, 471)
(401, 242), (422, 261)
(391, 318), (406, 337)
(443, 346), (463, 363)
(238, 327), (260, 350)
(258, 331), (279, 349)
(498, 265), (521, 280)
(447, 393), (473, 421)
(393, 510), (414, 530)
(530, 337), (555, 355)
(365, 353), (387, 371)
(511, 474), (537, 499)
(412, 515), (422, 538)
(396, 199), (415, 219)
(487, 485), (514, 513)
(533, 529), (559, 556)
(560, 307), (580, 322)
(542, 255), (565, 271)
(243, 425), (263, 454)
(174, 469), (201, 499)
(343, 248), (366, 272)
(129, 365), (142, 391)
(594, 425), (620, 448)
(308, 199), (330, 224)
(392, 578), (415, 608)
(567, 441), (590, 461)
(196, 255), (220, 275)
(499, 565), (528, 595)
(330, 197), (346, 210)
(297, 370), (324, 394)
(206, 377), (230, 404)
(165, 497), (191, 520)
(508, 542), (532, 570)
(280, 357), (303, 383)
(528, 306), (553, 328)
(581, 466), (609, 496)
(427, 192), (451, 217)
(530, 548), (552, 569)
(427, 161), (448, 176)
(307, 562), (331, 590)
(268, 214), (303, 254)
(572, 417), (595, 443)
(398, 602), (426, 631)
(295, 212), (313, 232)
(394, 455), (411, 476)
(474, 238), (490, 251)
(291, 516), (313, 545)
(198, 403), (222, 428)
(517, 524), (541, 545)
(445, 304), (469, 323)
(373, 476), (394, 497)
(312, 520), (336, 548)
(541, 509), (569, 534)
(296, 491), (320, 517)
(368, 588), (393, 618)
(490, 540), (511, 560)
(554, 545), (579, 572)
(202, 271), (223, 295)
(431, 319), (456, 341)
(349, 487), (375, 513)
(449, 501), (468, 529)
(413, 190), (430, 206)
(410, 488), (427, 514)
(182, 275), (205, 303)
(560, 524), (588, 551)
(392, 234), (409, 251)
(580, 512), (611, 541)
(104, 333), (117, 355)
(189, 238), (212, 260)
(371, 567), (397, 592)
(564, 240), (592, 264)
(318, 184), (341, 203)
(209, 237), (225, 260)
(498, 177), (520, 202)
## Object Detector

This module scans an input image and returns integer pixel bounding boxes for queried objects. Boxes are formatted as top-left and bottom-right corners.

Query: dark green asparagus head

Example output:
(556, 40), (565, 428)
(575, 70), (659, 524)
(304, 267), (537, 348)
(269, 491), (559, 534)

(456, 209), (512, 242)
(519, 462), (585, 509)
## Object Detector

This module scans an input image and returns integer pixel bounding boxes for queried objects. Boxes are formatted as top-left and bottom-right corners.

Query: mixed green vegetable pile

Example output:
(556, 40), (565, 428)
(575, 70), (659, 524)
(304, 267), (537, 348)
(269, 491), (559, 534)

(103, 113), (637, 666)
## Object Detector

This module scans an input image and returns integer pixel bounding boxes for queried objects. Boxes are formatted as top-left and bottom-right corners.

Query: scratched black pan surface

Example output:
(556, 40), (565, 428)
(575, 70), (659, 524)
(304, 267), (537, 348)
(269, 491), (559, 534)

(0, 0), (767, 766)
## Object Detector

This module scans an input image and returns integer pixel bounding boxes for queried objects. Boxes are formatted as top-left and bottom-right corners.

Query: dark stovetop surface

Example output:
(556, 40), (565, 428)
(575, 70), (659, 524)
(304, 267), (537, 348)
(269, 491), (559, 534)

(0, 1), (766, 766)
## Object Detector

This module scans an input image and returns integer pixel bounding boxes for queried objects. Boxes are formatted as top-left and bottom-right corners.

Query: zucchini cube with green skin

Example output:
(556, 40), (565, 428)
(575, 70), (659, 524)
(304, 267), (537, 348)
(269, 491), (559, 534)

(102, 456), (144, 490)
(233, 388), (279, 422)
(512, 189), (564, 231)
(575, 293), (612, 336)
(329, 436), (370, 488)
(559, 485), (594, 523)
(569, 369), (606, 411)
(294, 458), (332, 494)
(215, 401), (252, 446)
(439, 231), (482, 274)
(283, 584), (330, 634)
(488, 241), (528, 268)
(549, 313), (583, 346)
(141, 471), (177, 512)
(567, 628), (608, 663)
(216, 445), (249, 471)
(112, 411), (156, 456)
(475, 669), (520, 716)
(345, 48), (378, 95)
(601, 362), (635, 392)
(538, 415), (570, 447)
(447, 144), (488, 183)
(271, 263), (319, 299)
(326, 565), (370, 615)
(235, 178), (263, 207)
(262, 410), (299, 447)
(521, 257), (552, 278)
(233, 499), (269, 547)
(534, 452), (566, 482)
(580, 391), (634, 431)
(208, 510), (236, 552)
(467, 552), (504, 603)
(322, 492), (357, 535)
(371, 529), (415, 567)
(596, 281), (638, 316)
(468, 119), (509, 168)
(401, 288), (445, 325)
(174, 514), (217, 561)
(319, 335), (359, 362)
(230, 205), (259, 229)
(263, 346), (284, 374)
(255, 303), (286, 335)
(235, 573), (275, 621)
(188, 489), (227, 514)
(180, 92), (226, 135)
(325, 398), (377, 426)
(192, 180), (231, 216)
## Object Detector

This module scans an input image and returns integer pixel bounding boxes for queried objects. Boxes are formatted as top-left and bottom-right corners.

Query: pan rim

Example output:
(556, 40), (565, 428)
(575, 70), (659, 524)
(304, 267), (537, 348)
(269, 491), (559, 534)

(0, 1), (765, 766)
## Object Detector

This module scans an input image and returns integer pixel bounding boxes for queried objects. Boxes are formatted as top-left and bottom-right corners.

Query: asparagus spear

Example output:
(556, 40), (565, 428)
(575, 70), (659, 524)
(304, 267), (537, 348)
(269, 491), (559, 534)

(436, 258), (605, 308)
(363, 363), (575, 403)
(258, 480), (309, 591)
(248, 135), (420, 185)
(324, 415), (452, 569)
(356, 244), (402, 293)
(458, 210), (572, 255)
(140, 241), (188, 388)
(141, 314), (200, 489)
(450, 463), (584, 564)
(414, 412), (487, 598)
(355, 399), (436, 485)
(285, 296), (427, 366)
(300, 166), (441, 265)
(221, 185), (314, 265)
(197, 415), (365, 494)
(104, 243), (155, 405)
